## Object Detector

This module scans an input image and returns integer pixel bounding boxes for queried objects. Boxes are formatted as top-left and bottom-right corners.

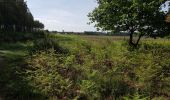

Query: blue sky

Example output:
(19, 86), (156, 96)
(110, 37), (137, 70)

(27, 0), (97, 32)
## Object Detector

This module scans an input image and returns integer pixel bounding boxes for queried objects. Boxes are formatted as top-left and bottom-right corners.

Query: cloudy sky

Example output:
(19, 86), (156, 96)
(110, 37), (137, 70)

(27, 0), (97, 32)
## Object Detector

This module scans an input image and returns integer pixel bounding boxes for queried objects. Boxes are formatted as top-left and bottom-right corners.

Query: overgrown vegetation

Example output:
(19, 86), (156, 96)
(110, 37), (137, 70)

(0, 32), (170, 99)
(0, 0), (170, 99)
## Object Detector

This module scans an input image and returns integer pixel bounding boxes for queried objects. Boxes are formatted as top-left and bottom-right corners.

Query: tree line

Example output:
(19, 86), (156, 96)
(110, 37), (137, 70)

(0, 0), (44, 32)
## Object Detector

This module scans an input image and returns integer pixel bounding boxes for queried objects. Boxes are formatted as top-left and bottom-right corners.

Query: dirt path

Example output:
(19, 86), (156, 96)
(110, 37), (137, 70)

(0, 57), (4, 67)
(0, 52), (3, 99)
(0, 57), (4, 100)
(0, 57), (3, 62)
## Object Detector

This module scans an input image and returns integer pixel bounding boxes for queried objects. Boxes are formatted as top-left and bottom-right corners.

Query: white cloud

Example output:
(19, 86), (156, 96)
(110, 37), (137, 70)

(27, 0), (97, 32)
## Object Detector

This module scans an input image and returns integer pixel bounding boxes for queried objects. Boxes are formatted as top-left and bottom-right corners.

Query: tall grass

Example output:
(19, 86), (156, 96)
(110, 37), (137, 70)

(1, 33), (170, 99)
(25, 34), (170, 99)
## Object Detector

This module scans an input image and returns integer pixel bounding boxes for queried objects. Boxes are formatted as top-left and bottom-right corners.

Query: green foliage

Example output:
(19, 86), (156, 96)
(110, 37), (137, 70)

(123, 93), (148, 100)
(89, 0), (169, 34)
(27, 49), (72, 99)
(0, 0), (44, 32)
(0, 41), (44, 100)
(0, 32), (45, 43)
(32, 38), (69, 54)
(1, 34), (170, 99)
(89, 0), (170, 46)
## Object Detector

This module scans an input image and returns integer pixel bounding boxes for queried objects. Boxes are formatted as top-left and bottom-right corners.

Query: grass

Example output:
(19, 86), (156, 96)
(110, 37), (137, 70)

(0, 33), (170, 99)
(0, 41), (37, 100)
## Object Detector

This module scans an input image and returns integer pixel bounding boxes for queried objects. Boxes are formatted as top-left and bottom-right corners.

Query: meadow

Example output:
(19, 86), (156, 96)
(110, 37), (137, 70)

(0, 33), (170, 100)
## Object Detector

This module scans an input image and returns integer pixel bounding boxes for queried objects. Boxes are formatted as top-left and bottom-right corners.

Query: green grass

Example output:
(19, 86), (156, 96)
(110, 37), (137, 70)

(0, 41), (38, 100)
(0, 33), (170, 99)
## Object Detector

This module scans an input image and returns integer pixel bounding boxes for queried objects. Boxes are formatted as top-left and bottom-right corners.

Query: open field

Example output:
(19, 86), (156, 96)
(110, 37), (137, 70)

(80, 35), (129, 41)
(80, 35), (170, 42)
(0, 33), (170, 99)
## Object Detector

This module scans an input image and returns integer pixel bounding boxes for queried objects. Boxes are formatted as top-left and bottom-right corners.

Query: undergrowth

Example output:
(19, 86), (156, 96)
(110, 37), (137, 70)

(1, 33), (170, 99)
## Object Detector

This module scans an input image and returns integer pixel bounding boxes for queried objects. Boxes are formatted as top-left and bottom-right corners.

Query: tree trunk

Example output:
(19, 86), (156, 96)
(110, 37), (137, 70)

(128, 31), (143, 48)
(135, 34), (143, 47)
(129, 30), (136, 47)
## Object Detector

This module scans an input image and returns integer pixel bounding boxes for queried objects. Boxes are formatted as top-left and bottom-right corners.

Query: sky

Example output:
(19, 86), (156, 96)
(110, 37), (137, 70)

(27, 0), (98, 32)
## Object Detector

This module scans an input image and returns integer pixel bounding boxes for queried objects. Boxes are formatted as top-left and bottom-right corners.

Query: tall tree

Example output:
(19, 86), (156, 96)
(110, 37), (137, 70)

(0, 0), (44, 32)
(89, 0), (170, 47)
(33, 20), (44, 31)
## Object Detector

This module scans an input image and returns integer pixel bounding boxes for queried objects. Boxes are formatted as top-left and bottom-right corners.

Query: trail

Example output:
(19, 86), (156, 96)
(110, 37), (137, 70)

(0, 57), (4, 63)
(0, 55), (5, 67)
(0, 57), (4, 100)
(0, 54), (5, 99)
(0, 56), (4, 67)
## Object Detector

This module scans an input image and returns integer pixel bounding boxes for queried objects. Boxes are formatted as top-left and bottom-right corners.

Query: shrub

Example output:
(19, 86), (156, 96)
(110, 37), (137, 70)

(26, 49), (72, 99)
(0, 32), (45, 43)
(31, 36), (69, 54)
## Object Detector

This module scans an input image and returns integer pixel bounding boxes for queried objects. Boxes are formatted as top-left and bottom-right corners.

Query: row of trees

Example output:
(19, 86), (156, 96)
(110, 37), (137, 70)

(0, 0), (44, 32)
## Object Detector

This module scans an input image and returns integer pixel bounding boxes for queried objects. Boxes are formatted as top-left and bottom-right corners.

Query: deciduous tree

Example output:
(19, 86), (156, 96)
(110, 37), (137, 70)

(89, 0), (170, 47)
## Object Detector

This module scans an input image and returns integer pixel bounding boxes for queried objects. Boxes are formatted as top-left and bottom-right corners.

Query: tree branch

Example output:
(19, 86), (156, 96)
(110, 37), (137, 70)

(135, 33), (144, 46)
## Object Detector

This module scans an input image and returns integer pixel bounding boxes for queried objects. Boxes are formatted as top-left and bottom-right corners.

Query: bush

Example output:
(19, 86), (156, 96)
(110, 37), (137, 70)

(31, 35), (69, 54)
(0, 32), (45, 43)
(26, 49), (72, 99)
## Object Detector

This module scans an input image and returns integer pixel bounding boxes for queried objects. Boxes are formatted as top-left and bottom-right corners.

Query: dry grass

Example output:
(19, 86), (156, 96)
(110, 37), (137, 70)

(79, 35), (170, 45)
(80, 35), (128, 42)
